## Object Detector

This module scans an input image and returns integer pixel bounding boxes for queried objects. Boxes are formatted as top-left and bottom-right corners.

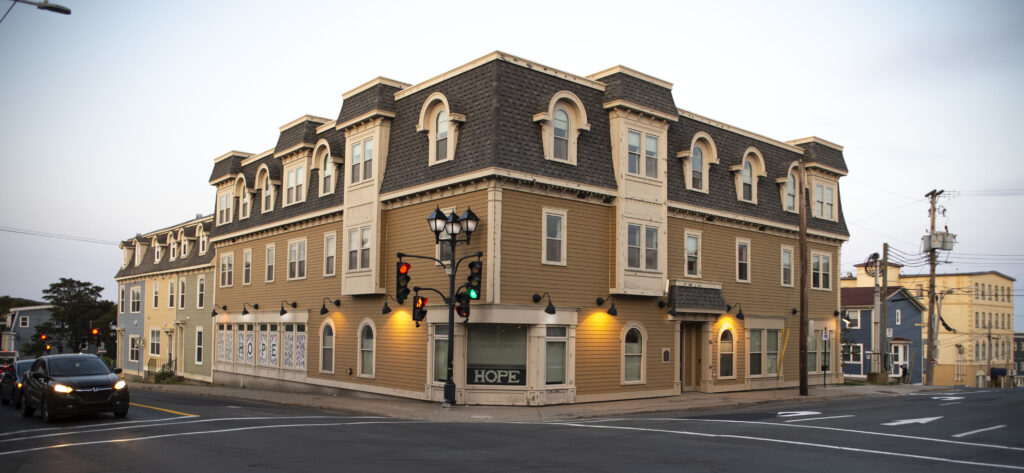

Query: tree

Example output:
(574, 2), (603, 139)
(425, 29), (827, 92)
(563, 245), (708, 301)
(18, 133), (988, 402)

(41, 278), (112, 353)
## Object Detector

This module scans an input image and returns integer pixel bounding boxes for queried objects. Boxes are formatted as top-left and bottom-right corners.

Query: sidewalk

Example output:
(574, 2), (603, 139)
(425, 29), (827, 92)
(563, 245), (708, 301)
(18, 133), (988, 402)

(131, 381), (948, 423)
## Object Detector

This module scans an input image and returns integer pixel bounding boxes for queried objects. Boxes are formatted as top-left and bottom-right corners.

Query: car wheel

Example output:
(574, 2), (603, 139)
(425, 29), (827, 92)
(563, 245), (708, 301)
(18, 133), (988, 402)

(114, 409), (128, 419)
(21, 395), (34, 417)
(41, 397), (54, 423)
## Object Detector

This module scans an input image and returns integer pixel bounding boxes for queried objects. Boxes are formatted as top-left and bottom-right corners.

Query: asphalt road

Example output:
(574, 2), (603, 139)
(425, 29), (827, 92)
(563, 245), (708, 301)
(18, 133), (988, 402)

(1, 387), (1022, 472)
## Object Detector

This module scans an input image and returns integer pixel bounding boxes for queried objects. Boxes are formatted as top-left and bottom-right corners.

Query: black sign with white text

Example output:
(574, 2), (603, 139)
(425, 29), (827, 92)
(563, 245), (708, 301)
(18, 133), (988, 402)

(467, 365), (527, 385)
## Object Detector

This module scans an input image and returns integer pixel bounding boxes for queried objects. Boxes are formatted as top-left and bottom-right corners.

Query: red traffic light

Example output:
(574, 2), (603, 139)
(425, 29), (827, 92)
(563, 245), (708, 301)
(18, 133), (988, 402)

(40, 334), (47, 341)
(415, 296), (427, 308)
(91, 328), (100, 336)
(398, 262), (410, 275)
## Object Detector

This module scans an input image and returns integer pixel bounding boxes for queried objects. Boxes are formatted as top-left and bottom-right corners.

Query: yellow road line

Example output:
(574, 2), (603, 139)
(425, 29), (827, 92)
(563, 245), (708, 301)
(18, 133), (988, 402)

(129, 402), (197, 417)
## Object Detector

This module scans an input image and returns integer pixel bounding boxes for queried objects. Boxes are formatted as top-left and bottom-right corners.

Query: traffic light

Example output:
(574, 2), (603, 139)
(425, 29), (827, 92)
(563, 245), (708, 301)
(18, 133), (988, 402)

(40, 333), (47, 342)
(466, 261), (482, 300)
(455, 292), (470, 318)
(396, 262), (411, 304)
(91, 328), (100, 336)
(45, 344), (51, 352)
(411, 296), (428, 327)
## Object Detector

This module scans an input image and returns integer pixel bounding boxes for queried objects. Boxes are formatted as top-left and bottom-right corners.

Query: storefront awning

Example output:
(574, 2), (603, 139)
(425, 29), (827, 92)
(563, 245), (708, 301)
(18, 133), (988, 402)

(668, 284), (727, 314)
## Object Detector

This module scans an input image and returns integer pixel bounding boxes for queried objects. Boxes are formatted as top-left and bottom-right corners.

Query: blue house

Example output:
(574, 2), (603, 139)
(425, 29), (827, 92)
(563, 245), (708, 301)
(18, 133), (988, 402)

(840, 286), (926, 383)
(1, 305), (74, 357)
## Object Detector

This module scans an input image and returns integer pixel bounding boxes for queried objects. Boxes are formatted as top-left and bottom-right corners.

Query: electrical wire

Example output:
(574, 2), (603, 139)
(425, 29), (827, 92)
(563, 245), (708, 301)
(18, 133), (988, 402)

(0, 225), (119, 246)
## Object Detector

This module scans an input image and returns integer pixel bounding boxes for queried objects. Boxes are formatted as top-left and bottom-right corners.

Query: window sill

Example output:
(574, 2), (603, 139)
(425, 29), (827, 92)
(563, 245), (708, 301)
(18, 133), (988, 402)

(543, 156), (577, 166)
(429, 158), (454, 167)
(348, 180), (375, 191)
(735, 279), (751, 284)
(620, 380), (646, 386)
(358, 374), (375, 380)
(625, 268), (661, 275)
(624, 172), (661, 185)
(811, 287), (833, 292)
(347, 268), (372, 274)
(717, 375), (737, 380)
(684, 273), (701, 279)
(287, 276), (307, 282)
(781, 282), (794, 288)
(323, 273), (336, 278)
(542, 260), (567, 267)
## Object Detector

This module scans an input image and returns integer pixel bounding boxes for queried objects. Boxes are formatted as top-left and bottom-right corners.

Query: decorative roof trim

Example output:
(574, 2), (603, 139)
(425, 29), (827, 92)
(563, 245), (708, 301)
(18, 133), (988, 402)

(677, 108), (805, 154)
(274, 142), (315, 158)
(587, 65), (673, 90)
(335, 109), (397, 131)
(240, 148), (274, 167)
(114, 262), (214, 281)
(209, 205), (344, 243)
(278, 114), (330, 132)
(315, 120), (338, 135)
(379, 167), (616, 203)
(343, 76), (410, 99)
(394, 51), (605, 101)
(213, 150), (253, 163)
(604, 99), (678, 122)
(209, 174), (237, 186)
(806, 162), (849, 177)
(667, 201), (850, 242)
(787, 136), (844, 152)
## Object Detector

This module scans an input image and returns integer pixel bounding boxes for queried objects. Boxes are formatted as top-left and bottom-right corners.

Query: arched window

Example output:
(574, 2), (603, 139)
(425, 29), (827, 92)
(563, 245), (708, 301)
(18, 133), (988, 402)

(435, 109), (448, 162)
(321, 153), (333, 194)
(359, 323), (374, 377)
(691, 146), (703, 190)
(623, 325), (645, 383)
(262, 175), (273, 212)
(553, 108), (569, 160)
(742, 161), (753, 202)
(320, 323), (334, 373)
(719, 329), (734, 377)
(785, 171), (797, 212)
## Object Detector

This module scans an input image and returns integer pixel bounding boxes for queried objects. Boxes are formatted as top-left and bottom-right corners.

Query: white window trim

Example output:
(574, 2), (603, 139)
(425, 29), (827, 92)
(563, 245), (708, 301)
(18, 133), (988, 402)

(748, 329), (780, 378)
(847, 310), (861, 329)
(119, 287), (125, 313)
(542, 207), (568, 266)
(431, 325), (449, 385)
(417, 92), (463, 166)
(153, 284), (159, 309)
(216, 189), (233, 225)
(812, 178), (838, 222)
(684, 229), (702, 278)
(348, 137), (375, 186)
(736, 238), (751, 283)
(620, 322), (647, 385)
(196, 276), (205, 309)
(149, 329), (161, 356)
(220, 253), (234, 288)
(717, 326), (736, 380)
(283, 161), (307, 207)
(316, 144), (336, 196)
(19, 316), (29, 328)
(681, 132), (718, 193)
(168, 280), (175, 309)
(843, 343), (863, 364)
(347, 226), (372, 272)
(195, 326), (204, 365)
(319, 319), (335, 375)
(780, 245), (794, 287)
(811, 251), (833, 291)
(625, 222), (660, 273)
(895, 309), (902, 326)
(625, 129), (660, 180)
(265, 244), (275, 283)
(287, 237), (308, 281)
(258, 167), (275, 214)
(545, 326), (570, 386)
(128, 336), (140, 362)
(323, 232), (337, 277)
(168, 235), (177, 261)
(129, 287), (141, 313)
(243, 248), (253, 285)
(357, 318), (376, 379)
(730, 147), (766, 204)
(198, 230), (208, 256)
(778, 164), (800, 214)
(533, 90), (590, 166)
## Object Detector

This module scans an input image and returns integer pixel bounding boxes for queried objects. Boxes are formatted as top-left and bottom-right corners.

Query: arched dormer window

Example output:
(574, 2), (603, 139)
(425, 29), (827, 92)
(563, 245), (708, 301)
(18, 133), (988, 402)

(235, 177), (251, 219)
(153, 238), (162, 263)
(681, 132), (718, 193)
(776, 163), (800, 214)
(257, 166), (274, 213)
(316, 143), (335, 196)
(730, 147), (766, 204)
(179, 230), (189, 257)
(169, 234), (177, 260)
(418, 92), (464, 166)
(197, 225), (208, 255)
(534, 91), (590, 166)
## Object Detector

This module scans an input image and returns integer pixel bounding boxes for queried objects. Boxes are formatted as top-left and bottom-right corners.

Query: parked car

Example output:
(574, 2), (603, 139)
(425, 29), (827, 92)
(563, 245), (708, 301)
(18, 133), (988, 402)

(1, 359), (35, 408)
(21, 354), (129, 422)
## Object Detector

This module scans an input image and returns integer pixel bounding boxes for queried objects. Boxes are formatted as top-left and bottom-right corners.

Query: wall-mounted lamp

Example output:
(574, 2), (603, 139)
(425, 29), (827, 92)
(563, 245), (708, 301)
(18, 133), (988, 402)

(792, 308), (799, 315)
(596, 296), (617, 316)
(532, 293), (556, 315)
(279, 300), (297, 316)
(320, 297), (341, 315)
(725, 303), (744, 320)
(241, 302), (259, 316)
(381, 295), (399, 315)
(210, 305), (227, 317)
(657, 300), (678, 317)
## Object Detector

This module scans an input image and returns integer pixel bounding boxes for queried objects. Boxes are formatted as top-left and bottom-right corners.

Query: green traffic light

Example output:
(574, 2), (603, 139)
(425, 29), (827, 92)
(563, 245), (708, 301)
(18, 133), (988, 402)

(467, 288), (479, 300)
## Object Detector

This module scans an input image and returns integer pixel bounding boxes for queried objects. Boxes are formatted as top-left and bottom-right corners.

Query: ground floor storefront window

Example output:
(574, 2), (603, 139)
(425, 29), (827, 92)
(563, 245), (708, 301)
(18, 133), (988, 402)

(466, 324), (527, 386)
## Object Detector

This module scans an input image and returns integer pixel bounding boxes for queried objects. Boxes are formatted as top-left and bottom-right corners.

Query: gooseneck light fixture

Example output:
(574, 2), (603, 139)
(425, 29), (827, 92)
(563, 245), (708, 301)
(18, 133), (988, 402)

(596, 296), (618, 316)
(381, 295), (400, 315)
(279, 300), (298, 316)
(241, 303), (259, 316)
(657, 300), (678, 317)
(210, 305), (227, 317)
(320, 297), (340, 315)
(532, 293), (557, 315)
(725, 303), (745, 320)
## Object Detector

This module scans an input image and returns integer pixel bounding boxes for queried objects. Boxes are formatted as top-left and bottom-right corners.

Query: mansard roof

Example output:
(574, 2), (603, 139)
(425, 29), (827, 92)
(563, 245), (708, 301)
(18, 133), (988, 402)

(115, 215), (215, 280)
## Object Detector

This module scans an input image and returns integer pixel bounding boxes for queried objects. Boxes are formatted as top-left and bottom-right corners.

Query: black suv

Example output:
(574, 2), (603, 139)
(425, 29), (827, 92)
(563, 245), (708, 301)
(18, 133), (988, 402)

(21, 354), (129, 422)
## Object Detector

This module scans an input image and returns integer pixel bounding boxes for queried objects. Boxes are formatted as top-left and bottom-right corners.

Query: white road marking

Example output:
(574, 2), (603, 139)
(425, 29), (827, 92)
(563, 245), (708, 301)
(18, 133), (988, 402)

(0, 415), (382, 444)
(932, 396), (965, 401)
(638, 418), (1024, 452)
(882, 416), (942, 426)
(784, 415), (854, 423)
(777, 411), (821, 417)
(0, 415), (196, 438)
(0, 420), (424, 457)
(547, 422), (1024, 471)
(953, 425), (1007, 438)
(940, 402), (961, 406)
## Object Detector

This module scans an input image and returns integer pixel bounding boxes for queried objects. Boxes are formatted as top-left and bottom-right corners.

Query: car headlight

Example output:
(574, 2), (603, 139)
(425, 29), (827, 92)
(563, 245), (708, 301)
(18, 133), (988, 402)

(16, 382), (22, 389)
(113, 380), (126, 390)
(52, 384), (74, 394)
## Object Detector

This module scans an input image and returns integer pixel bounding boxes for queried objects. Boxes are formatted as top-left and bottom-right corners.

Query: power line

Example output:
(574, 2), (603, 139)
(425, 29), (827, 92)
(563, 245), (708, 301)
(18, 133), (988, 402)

(0, 226), (119, 246)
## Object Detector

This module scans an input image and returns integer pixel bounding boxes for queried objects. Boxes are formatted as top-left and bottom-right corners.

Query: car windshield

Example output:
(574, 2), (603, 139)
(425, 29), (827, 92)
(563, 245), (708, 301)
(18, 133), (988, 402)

(15, 360), (33, 376)
(49, 358), (111, 376)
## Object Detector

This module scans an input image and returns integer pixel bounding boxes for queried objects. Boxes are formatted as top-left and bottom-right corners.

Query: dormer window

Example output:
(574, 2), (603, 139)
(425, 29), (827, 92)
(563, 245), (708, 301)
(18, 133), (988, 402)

(285, 164), (305, 206)
(181, 237), (189, 257)
(681, 132), (717, 193)
(154, 244), (162, 263)
(317, 145), (336, 196)
(435, 110), (448, 161)
(534, 91), (590, 166)
(199, 232), (208, 254)
(813, 181), (837, 221)
(731, 147), (766, 204)
(240, 191), (251, 219)
(691, 146), (703, 189)
(553, 109), (569, 159)
(741, 161), (753, 201)
(418, 92), (464, 166)
(217, 189), (232, 225)
(258, 167), (275, 213)
(134, 245), (142, 266)
(350, 138), (374, 185)
(785, 171), (797, 212)
(170, 237), (178, 260)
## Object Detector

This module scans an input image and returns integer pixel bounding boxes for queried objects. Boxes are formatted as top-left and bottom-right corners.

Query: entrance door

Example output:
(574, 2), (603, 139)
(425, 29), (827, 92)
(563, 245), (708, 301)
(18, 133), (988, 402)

(890, 344), (908, 376)
(681, 322), (704, 392)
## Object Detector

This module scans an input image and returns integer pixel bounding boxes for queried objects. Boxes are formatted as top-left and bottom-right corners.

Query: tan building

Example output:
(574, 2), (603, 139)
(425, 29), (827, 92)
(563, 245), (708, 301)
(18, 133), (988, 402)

(120, 52), (849, 405)
(843, 265), (1015, 387)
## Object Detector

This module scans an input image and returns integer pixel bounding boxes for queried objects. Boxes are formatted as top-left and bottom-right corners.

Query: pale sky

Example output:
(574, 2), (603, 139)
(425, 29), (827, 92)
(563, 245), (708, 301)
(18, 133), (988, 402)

(1, 0), (1021, 326)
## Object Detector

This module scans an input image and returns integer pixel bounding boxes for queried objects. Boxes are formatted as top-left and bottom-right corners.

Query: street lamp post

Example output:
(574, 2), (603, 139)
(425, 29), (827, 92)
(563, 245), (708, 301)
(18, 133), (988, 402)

(1, 0), (71, 25)
(399, 206), (480, 407)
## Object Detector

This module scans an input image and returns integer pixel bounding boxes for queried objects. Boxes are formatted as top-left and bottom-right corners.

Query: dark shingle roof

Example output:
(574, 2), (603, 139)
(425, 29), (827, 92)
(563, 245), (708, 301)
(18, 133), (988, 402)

(209, 153), (246, 183)
(337, 82), (403, 126)
(794, 140), (848, 174)
(275, 118), (325, 154)
(670, 285), (727, 312)
(594, 71), (676, 118)
(115, 217), (215, 279)
(841, 286), (904, 307)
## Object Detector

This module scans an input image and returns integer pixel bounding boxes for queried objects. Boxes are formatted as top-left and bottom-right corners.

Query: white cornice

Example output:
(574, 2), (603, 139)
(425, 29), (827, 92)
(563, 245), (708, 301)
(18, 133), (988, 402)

(209, 205), (345, 242)
(335, 109), (397, 131)
(274, 142), (315, 158)
(213, 150), (253, 163)
(787, 136), (844, 152)
(315, 120), (338, 135)
(604, 99), (678, 122)
(240, 148), (274, 167)
(114, 262), (214, 281)
(588, 65), (673, 90)
(677, 108), (805, 154)
(378, 167), (616, 203)
(343, 76), (410, 99)
(278, 115), (330, 132)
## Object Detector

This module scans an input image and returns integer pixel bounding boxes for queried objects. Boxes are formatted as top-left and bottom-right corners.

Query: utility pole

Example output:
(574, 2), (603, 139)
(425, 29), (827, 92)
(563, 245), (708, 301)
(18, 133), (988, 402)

(880, 243), (890, 380)
(924, 189), (943, 385)
(798, 157), (809, 395)
(871, 253), (881, 377)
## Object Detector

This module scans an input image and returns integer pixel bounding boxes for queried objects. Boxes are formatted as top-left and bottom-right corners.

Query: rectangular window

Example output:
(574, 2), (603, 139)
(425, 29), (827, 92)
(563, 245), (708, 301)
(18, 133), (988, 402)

(645, 226), (658, 270)
(324, 233), (336, 277)
(350, 141), (362, 184)
(627, 131), (640, 175)
(467, 324), (527, 386)
(812, 253), (832, 290)
(150, 329), (160, 356)
(195, 327), (203, 365)
(546, 326), (567, 385)
(895, 309), (902, 326)
(220, 254), (234, 287)
(842, 343), (863, 364)
(363, 138), (374, 181)
(179, 279), (186, 308)
(685, 232), (700, 277)
(627, 224), (641, 269)
(749, 330), (762, 376)
(749, 329), (781, 377)
(130, 287), (141, 313)
(975, 311), (979, 329)
(736, 240), (750, 282)
(626, 130), (659, 178)
(243, 249), (252, 285)
(644, 135), (658, 178)
(119, 288), (125, 313)
(543, 210), (565, 265)
(19, 316), (29, 328)
(266, 245), (275, 283)
(168, 281), (175, 308)
(153, 284), (159, 309)
(217, 191), (232, 225)
(627, 224), (658, 271)
(433, 325), (449, 383)
(781, 246), (794, 287)
(347, 227), (371, 271)
(846, 310), (861, 329)
(285, 165), (305, 205)
(129, 336), (140, 362)
(197, 277), (205, 309)
(288, 239), (307, 280)
(807, 330), (819, 373)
